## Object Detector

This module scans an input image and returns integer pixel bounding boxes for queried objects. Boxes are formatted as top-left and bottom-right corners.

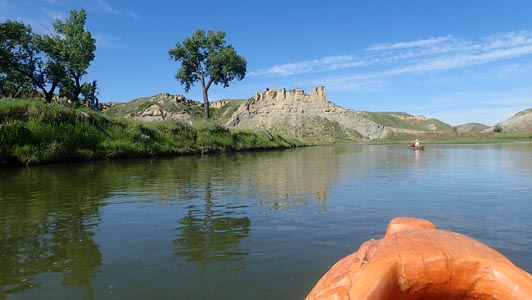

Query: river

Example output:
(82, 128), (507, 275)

(1, 143), (531, 299)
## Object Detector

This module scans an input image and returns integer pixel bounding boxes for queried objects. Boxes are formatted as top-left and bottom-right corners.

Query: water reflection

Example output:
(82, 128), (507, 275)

(1, 144), (530, 300)
(0, 164), (105, 300)
(174, 208), (251, 273)
(173, 173), (251, 274)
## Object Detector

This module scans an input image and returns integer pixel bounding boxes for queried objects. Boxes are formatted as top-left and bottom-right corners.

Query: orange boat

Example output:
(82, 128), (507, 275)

(410, 145), (424, 150)
(306, 217), (532, 300)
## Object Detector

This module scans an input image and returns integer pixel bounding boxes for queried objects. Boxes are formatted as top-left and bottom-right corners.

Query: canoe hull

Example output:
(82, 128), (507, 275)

(306, 217), (532, 300)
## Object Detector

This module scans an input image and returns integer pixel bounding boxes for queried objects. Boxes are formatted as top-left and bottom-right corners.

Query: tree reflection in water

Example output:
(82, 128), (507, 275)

(173, 175), (251, 274)
(0, 165), (106, 300)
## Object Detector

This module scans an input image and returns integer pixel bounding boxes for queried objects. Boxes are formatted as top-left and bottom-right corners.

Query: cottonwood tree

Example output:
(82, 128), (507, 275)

(55, 9), (96, 104)
(0, 21), (41, 98)
(0, 20), (65, 103)
(0, 9), (96, 105)
(169, 30), (246, 120)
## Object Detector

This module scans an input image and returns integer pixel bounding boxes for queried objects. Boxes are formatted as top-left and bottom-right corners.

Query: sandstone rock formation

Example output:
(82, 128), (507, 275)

(226, 87), (389, 140)
(125, 93), (201, 122)
(210, 99), (231, 109)
(306, 217), (532, 300)
(102, 88), (464, 142)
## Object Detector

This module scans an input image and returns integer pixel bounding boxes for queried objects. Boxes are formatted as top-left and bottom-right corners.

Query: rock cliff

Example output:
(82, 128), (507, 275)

(101, 88), (473, 142)
(225, 87), (454, 141)
(225, 87), (389, 140)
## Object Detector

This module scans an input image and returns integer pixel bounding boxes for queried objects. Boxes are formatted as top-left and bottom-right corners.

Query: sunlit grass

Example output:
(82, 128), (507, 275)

(0, 99), (301, 166)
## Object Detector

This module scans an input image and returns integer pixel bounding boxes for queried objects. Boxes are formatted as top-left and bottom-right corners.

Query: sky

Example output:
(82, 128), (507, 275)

(2, 0), (532, 125)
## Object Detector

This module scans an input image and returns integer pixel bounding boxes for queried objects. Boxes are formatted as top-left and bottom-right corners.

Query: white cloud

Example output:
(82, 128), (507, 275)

(95, 0), (140, 19)
(251, 29), (532, 95)
(366, 35), (454, 51)
(249, 55), (365, 76)
(97, 0), (119, 15)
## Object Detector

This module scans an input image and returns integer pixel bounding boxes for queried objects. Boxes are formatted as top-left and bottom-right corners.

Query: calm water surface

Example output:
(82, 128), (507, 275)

(1, 143), (531, 299)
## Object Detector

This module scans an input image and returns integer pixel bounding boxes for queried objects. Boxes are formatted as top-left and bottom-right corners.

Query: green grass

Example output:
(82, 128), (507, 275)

(102, 96), (204, 119)
(0, 99), (302, 166)
(371, 133), (532, 144)
(209, 99), (247, 124)
(359, 111), (454, 132)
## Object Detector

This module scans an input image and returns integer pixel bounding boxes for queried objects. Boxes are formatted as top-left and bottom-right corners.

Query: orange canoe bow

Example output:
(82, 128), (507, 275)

(306, 217), (532, 300)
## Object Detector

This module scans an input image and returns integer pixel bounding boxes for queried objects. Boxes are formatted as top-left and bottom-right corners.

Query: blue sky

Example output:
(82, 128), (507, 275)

(2, 0), (532, 125)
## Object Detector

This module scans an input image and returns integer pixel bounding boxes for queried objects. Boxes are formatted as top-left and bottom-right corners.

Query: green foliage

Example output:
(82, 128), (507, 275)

(0, 99), (298, 166)
(54, 9), (96, 103)
(169, 30), (247, 120)
(0, 9), (96, 104)
(0, 21), (36, 98)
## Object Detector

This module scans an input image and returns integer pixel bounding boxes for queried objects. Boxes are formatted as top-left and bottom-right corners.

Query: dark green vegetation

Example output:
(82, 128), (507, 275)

(169, 30), (247, 120)
(0, 99), (301, 167)
(0, 9), (97, 106)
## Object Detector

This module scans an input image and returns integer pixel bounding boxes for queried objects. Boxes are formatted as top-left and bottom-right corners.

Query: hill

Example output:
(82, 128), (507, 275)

(103, 93), (204, 122)
(492, 108), (532, 133)
(102, 87), (507, 142)
(455, 123), (490, 133)
(223, 87), (455, 141)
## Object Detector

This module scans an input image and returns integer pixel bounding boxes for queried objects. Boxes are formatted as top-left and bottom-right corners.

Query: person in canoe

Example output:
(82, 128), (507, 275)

(410, 139), (420, 147)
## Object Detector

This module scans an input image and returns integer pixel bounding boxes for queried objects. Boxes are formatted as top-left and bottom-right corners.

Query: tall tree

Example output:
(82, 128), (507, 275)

(0, 21), (36, 98)
(169, 30), (247, 120)
(54, 9), (96, 103)
(0, 20), (65, 103)
(0, 9), (96, 104)
(33, 34), (66, 103)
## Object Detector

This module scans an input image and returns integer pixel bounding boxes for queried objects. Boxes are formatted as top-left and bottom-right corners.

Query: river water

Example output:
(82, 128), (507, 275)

(1, 143), (531, 299)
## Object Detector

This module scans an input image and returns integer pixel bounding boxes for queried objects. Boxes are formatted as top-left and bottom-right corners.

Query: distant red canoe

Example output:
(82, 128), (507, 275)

(306, 217), (532, 300)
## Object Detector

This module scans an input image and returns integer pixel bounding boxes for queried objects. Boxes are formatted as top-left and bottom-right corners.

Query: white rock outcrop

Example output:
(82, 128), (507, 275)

(226, 87), (389, 140)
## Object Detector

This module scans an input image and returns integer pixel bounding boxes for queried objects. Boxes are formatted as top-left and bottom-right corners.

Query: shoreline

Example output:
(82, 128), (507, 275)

(1, 100), (530, 168)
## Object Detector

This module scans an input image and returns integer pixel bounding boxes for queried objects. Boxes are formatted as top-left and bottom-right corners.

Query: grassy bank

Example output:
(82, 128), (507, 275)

(0, 99), (302, 166)
(373, 133), (532, 144)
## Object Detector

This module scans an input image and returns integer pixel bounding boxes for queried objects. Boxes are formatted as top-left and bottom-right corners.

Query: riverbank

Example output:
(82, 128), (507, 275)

(0, 99), (302, 167)
(371, 134), (532, 145)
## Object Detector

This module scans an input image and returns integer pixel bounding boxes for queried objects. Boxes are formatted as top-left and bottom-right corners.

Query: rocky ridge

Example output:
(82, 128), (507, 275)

(127, 93), (199, 122)
(492, 108), (532, 133)
(101, 87), (528, 142)
(225, 87), (387, 140)
(225, 87), (453, 140)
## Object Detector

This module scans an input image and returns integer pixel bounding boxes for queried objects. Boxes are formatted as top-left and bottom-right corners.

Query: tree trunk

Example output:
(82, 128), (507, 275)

(202, 86), (209, 120)
(44, 91), (53, 103)
(200, 76), (213, 120)
(43, 82), (58, 103)
(72, 72), (81, 103)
